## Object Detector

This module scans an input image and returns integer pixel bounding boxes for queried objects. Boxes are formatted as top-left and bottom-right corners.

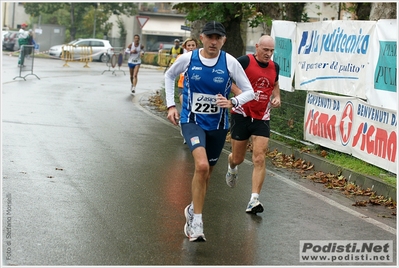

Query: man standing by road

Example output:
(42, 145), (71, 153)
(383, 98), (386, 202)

(165, 21), (254, 242)
(169, 38), (183, 65)
(226, 35), (281, 214)
(17, 23), (29, 67)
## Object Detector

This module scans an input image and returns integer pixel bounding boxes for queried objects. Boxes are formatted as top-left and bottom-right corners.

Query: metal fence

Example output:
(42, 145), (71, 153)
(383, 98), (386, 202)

(14, 45), (40, 80)
(270, 90), (309, 146)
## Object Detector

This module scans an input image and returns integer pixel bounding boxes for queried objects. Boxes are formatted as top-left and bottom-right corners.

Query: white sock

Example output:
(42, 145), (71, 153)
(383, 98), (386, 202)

(229, 163), (237, 171)
(251, 193), (259, 200)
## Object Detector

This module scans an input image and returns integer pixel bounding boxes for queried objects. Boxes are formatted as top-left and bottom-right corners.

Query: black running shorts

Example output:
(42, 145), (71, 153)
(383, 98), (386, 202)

(181, 122), (228, 166)
(230, 113), (270, 141)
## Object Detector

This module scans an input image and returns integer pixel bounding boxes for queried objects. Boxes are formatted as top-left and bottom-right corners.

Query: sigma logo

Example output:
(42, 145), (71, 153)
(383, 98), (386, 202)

(191, 66), (202, 71)
(339, 101), (354, 146)
(191, 74), (201, 81)
(213, 77), (224, 83)
(212, 69), (225, 74)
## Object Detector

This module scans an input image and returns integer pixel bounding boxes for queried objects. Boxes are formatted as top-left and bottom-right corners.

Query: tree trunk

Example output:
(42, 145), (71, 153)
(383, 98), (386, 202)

(257, 3), (283, 35)
(285, 3), (306, 22)
(369, 2), (397, 20)
(70, 3), (76, 41)
(223, 15), (244, 58)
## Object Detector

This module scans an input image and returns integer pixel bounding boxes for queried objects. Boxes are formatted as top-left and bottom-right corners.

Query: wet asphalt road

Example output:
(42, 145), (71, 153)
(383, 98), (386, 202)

(1, 54), (397, 266)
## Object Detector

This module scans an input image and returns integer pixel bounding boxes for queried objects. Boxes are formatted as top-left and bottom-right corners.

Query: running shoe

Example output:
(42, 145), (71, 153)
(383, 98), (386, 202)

(246, 198), (264, 214)
(188, 221), (206, 242)
(226, 163), (238, 188)
(183, 204), (193, 237)
(131, 85), (135, 94)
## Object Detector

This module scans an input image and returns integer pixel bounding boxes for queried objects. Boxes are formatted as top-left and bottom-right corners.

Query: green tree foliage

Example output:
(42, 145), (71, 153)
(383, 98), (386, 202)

(23, 2), (137, 41)
(173, 2), (262, 57)
(173, 2), (306, 57)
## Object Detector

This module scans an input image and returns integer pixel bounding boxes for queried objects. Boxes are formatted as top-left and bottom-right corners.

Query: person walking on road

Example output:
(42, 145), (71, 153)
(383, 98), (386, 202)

(165, 21), (255, 242)
(125, 34), (145, 94)
(226, 35), (281, 214)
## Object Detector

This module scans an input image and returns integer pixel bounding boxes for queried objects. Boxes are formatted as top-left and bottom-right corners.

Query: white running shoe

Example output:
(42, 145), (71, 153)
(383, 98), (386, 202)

(246, 198), (264, 214)
(188, 221), (206, 242)
(131, 85), (135, 94)
(226, 164), (238, 188)
(183, 204), (193, 237)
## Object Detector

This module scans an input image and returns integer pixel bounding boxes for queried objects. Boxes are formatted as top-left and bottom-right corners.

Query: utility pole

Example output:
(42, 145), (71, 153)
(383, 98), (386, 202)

(93, 3), (99, 38)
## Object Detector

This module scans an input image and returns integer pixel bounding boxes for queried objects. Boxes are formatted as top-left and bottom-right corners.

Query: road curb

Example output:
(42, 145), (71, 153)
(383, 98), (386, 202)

(152, 76), (397, 202)
(268, 139), (397, 201)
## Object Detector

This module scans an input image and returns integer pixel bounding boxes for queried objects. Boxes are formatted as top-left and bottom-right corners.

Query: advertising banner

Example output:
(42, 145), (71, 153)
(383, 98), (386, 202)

(271, 20), (296, 92)
(295, 21), (375, 99)
(304, 92), (397, 173)
(367, 19), (397, 111)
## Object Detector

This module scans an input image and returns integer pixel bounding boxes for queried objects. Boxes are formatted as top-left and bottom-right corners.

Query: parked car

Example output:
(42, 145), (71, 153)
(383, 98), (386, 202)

(148, 42), (175, 53)
(48, 38), (114, 62)
(2, 30), (9, 42)
(2, 31), (21, 51)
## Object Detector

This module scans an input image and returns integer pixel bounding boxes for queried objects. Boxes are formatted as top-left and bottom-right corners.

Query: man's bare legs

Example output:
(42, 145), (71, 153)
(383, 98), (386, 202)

(227, 135), (269, 213)
(186, 147), (213, 242)
(129, 65), (140, 93)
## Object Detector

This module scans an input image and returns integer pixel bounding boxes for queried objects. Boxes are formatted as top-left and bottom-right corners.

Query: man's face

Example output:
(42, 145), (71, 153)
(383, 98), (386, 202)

(134, 35), (140, 44)
(200, 34), (225, 58)
(174, 41), (180, 47)
(255, 38), (274, 64)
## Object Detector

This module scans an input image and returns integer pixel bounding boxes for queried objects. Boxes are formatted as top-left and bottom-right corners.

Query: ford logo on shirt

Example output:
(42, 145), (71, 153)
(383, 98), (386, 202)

(212, 69), (224, 74)
(213, 77), (224, 83)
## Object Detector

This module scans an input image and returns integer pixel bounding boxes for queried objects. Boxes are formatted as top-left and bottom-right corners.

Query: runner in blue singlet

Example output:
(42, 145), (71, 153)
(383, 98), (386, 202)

(164, 21), (255, 242)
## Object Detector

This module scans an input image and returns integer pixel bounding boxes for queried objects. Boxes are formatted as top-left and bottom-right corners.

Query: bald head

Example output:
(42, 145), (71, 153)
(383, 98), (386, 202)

(254, 35), (275, 63)
(258, 35), (275, 47)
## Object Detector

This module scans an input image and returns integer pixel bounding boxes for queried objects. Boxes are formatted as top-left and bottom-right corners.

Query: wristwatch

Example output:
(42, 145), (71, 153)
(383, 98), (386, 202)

(230, 97), (238, 107)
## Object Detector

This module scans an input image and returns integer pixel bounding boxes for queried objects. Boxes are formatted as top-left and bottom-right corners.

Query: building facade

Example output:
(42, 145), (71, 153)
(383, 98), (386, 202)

(108, 2), (188, 51)
(2, 2), (30, 30)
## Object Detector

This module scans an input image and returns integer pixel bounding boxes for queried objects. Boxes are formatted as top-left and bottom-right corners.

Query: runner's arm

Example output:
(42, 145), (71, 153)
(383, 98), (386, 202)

(226, 54), (254, 106)
(164, 52), (191, 108)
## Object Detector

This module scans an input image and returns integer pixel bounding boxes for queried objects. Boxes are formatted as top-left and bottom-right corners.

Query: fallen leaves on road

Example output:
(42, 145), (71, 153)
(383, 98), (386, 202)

(266, 148), (396, 215)
(148, 91), (167, 112)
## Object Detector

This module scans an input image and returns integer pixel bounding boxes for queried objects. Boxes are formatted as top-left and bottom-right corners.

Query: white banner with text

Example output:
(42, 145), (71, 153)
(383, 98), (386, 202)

(304, 92), (397, 173)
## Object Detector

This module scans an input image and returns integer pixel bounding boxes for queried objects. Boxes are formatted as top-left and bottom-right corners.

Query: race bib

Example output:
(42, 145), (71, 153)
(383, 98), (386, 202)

(191, 93), (220, 114)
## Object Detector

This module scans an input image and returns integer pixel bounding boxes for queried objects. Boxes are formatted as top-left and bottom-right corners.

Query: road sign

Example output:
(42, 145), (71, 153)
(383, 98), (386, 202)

(181, 25), (191, 31)
(136, 16), (150, 28)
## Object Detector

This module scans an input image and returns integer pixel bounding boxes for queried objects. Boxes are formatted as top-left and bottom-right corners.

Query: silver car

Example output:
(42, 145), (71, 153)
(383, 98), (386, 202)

(49, 38), (114, 62)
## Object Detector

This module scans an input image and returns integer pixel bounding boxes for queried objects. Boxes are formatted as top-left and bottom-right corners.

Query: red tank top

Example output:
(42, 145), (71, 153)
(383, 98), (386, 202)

(233, 54), (277, 120)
